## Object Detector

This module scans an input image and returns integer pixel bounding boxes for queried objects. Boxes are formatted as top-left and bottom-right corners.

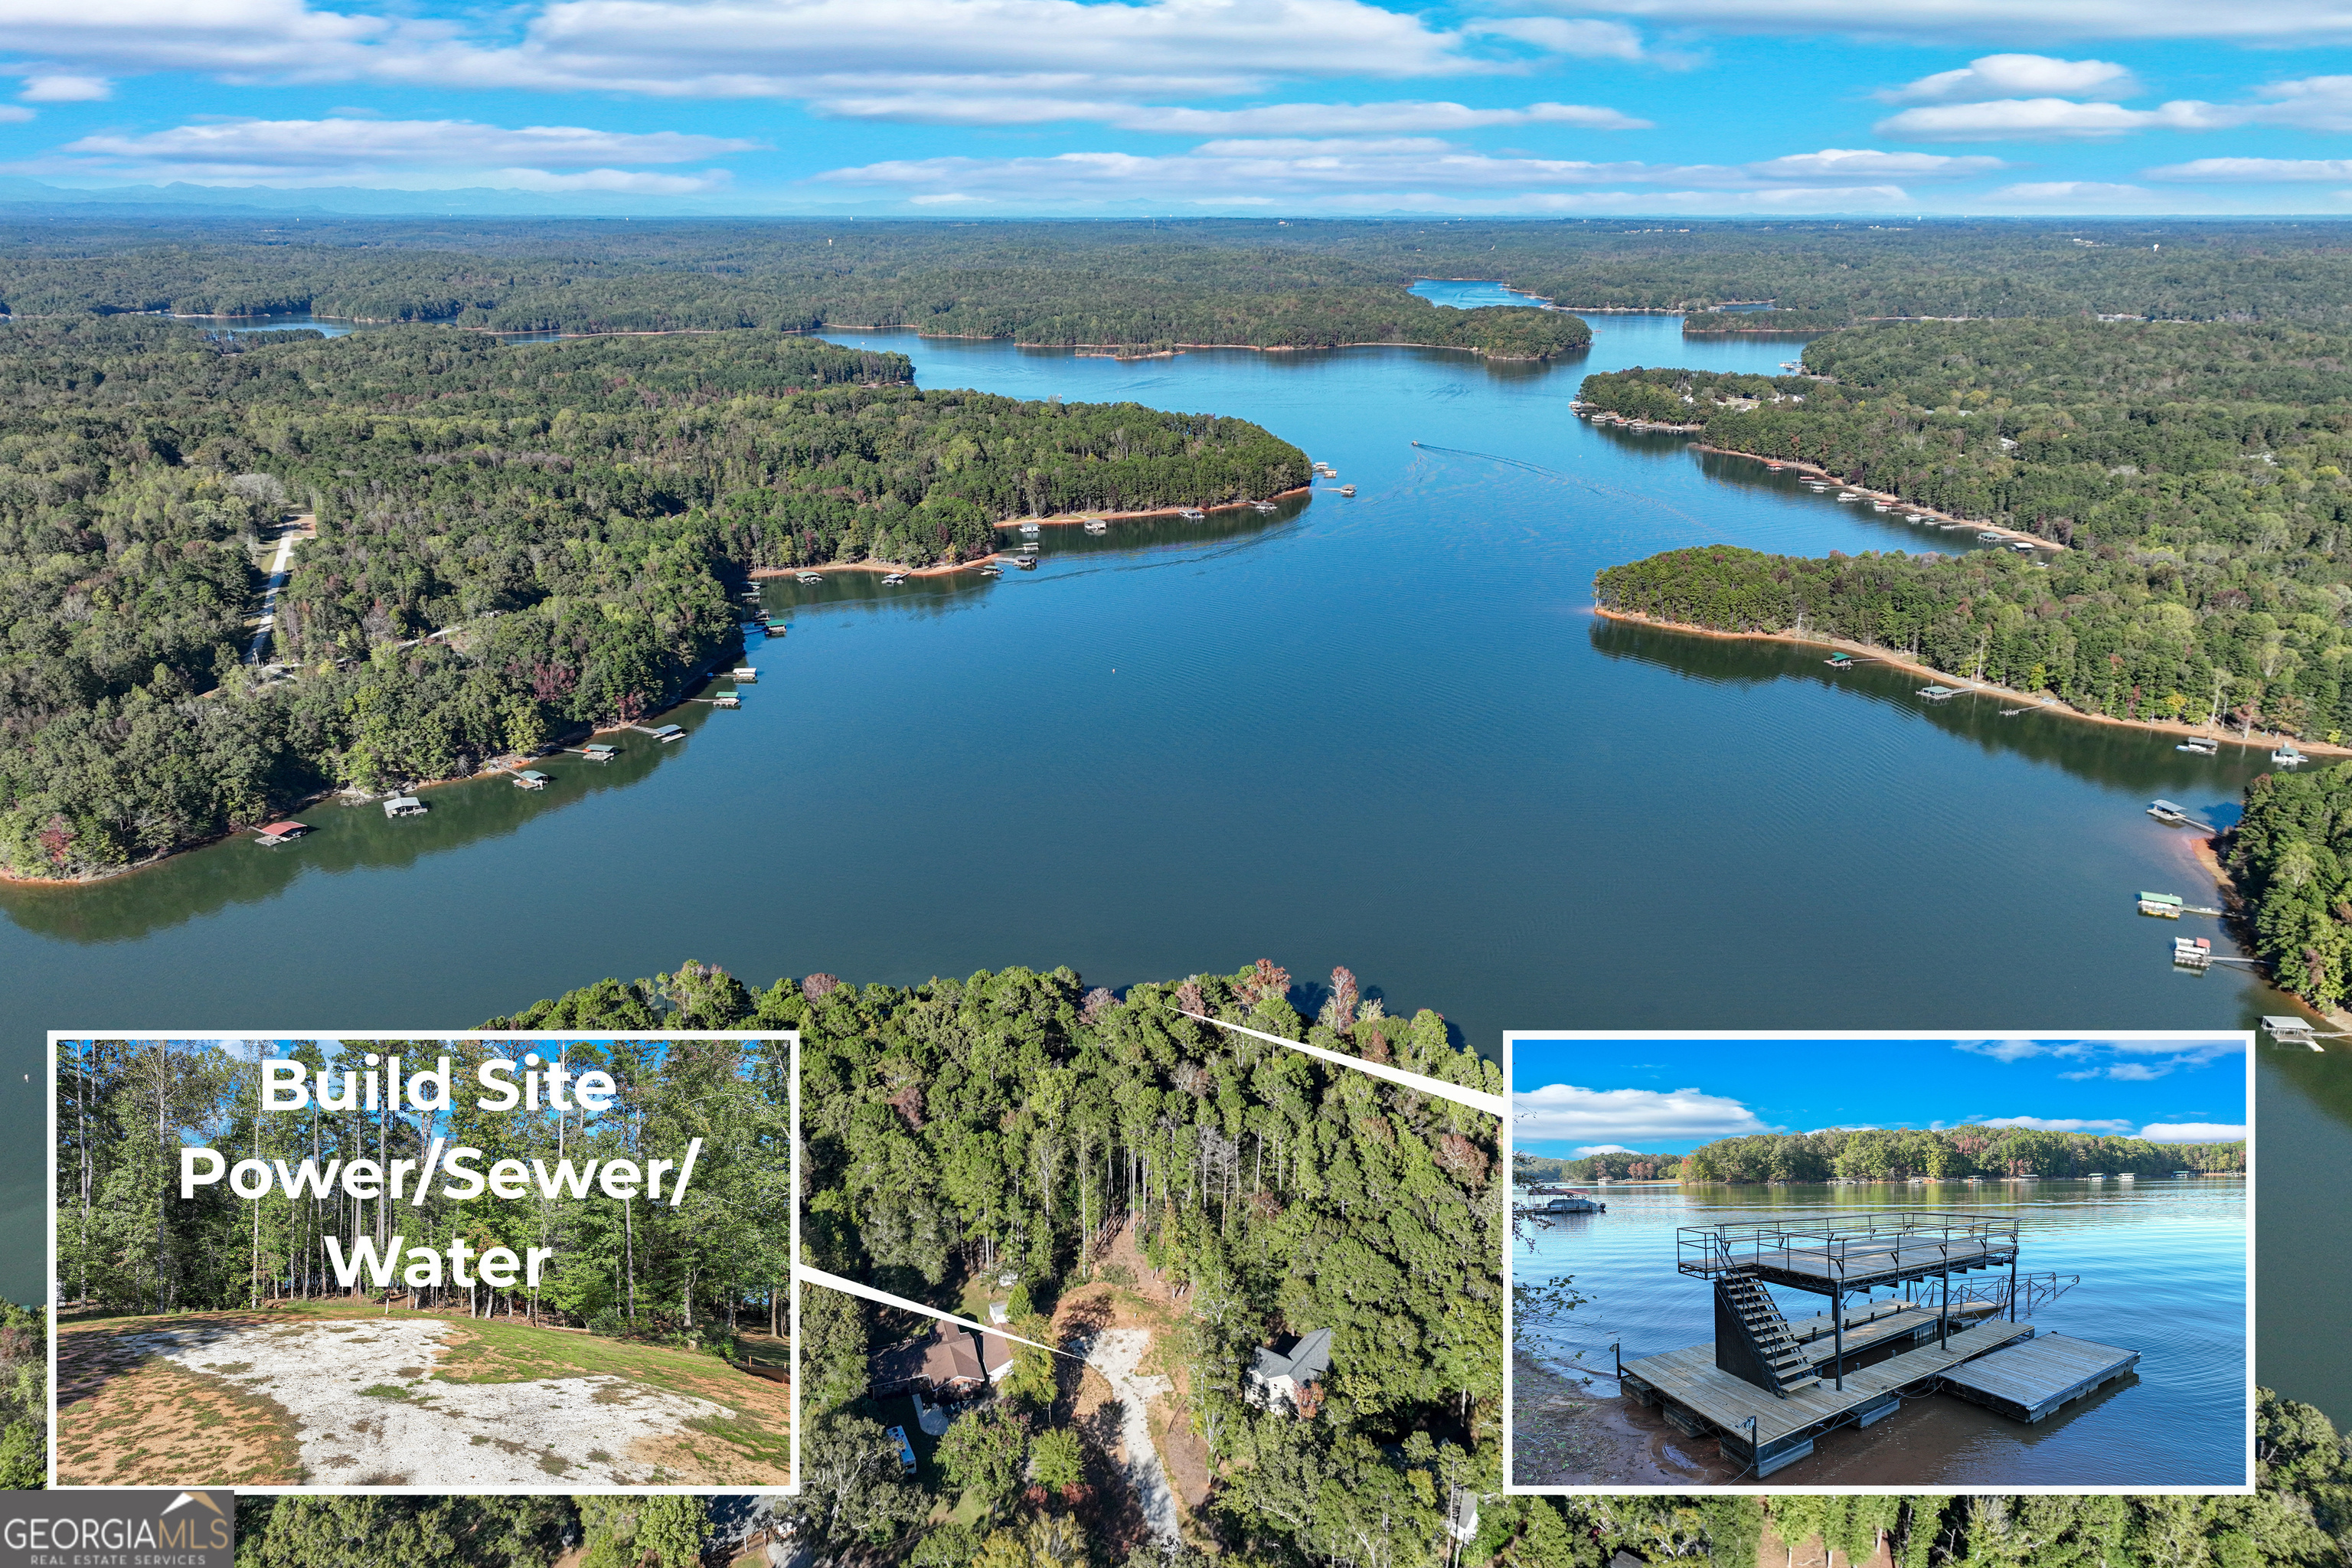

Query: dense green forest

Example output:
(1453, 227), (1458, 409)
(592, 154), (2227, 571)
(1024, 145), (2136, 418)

(54, 1024), (791, 1344)
(16, 216), (2352, 340)
(499, 957), (1505, 1567)
(0, 220), (1591, 358)
(0, 319), (1303, 879)
(1586, 318), (2352, 742)
(1677, 1124), (2244, 1183)
(2225, 762), (2352, 1010)
(1516, 1148), (1684, 1183)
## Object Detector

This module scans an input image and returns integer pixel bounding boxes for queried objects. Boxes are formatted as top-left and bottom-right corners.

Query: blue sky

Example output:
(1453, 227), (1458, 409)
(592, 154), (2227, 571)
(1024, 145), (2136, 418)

(9, 2), (2352, 214)
(1511, 1034), (2249, 1156)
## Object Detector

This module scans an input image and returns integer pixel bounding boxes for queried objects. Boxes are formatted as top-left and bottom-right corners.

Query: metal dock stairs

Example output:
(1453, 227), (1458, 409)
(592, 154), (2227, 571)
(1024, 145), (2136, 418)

(1715, 1271), (1819, 1396)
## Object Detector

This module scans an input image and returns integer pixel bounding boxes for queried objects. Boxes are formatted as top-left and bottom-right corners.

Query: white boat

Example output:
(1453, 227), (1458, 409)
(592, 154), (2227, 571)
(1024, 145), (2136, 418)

(1178, 508), (1205, 520)
(2275, 742), (2307, 766)
(2177, 736), (2218, 755)
(796, 572), (823, 584)
(1019, 522), (1040, 535)
(1904, 513), (1923, 522)
(882, 573), (906, 585)
(1251, 501), (1276, 514)
(1084, 518), (1107, 533)
(1978, 531), (2006, 543)
(1836, 492), (1860, 501)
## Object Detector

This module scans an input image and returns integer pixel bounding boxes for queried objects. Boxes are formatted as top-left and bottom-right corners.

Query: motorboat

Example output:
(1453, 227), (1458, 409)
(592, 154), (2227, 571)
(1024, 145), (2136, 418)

(882, 573), (907, 585)
(2177, 736), (2219, 755)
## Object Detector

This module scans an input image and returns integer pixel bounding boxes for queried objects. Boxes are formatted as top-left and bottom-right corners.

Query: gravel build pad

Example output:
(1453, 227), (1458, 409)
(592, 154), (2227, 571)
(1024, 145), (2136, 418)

(128, 1318), (733, 1487)
(1083, 1327), (1179, 1545)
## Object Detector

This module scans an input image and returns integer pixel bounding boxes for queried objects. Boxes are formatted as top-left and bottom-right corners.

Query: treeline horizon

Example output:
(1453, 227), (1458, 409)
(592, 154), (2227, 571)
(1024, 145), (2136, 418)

(18, 216), (2352, 339)
(1517, 1122), (2244, 1184)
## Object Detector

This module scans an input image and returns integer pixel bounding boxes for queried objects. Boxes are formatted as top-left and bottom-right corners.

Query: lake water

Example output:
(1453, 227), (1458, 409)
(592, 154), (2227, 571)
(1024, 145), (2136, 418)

(0, 296), (2337, 1429)
(1511, 1180), (2248, 1487)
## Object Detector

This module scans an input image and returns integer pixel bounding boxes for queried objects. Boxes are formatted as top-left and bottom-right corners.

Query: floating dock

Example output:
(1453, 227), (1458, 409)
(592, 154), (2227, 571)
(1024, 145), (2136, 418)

(1622, 1318), (2037, 1476)
(1620, 1211), (2129, 1476)
(1936, 1333), (2138, 1423)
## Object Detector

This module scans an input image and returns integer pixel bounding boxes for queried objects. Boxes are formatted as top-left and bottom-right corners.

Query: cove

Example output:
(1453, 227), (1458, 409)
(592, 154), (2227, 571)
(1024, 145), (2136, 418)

(0, 306), (2334, 1420)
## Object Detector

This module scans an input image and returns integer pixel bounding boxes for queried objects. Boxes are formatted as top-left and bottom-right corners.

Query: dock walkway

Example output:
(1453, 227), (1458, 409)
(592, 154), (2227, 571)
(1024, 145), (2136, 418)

(1936, 1333), (2138, 1423)
(1620, 1318), (2037, 1476)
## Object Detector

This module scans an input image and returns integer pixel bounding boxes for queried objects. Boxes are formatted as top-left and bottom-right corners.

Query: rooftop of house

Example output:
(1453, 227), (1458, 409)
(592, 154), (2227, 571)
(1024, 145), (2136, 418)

(1250, 1328), (1333, 1387)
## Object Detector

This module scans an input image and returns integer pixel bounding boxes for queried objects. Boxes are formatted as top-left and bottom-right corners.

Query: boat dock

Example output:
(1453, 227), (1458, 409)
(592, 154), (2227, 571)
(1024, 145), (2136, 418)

(1613, 1210), (2132, 1476)
(1935, 1333), (2138, 1423)
(1621, 1318), (2037, 1476)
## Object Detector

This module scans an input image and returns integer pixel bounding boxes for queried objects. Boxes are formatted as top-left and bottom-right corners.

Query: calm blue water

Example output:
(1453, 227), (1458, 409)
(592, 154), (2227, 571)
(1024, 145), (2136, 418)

(1514, 1180), (2247, 1486)
(0, 304), (2337, 1428)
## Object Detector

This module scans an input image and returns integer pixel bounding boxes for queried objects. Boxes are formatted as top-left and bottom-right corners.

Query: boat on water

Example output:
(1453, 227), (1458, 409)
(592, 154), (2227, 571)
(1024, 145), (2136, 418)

(1017, 557), (1038, 570)
(1084, 518), (1108, 533)
(796, 572), (823, 584)
(1904, 513), (1923, 522)
(1339, 485), (1356, 497)
(1019, 521), (1040, 535)
(1515, 1193), (1606, 1216)
(2148, 799), (2196, 825)
(1825, 654), (1858, 668)
(882, 573), (907, 585)
(2275, 742), (2308, 766)
(2178, 736), (2219, 755)
(1250, 501), (1276, 514)
(1178, 508), (1206, 520)
(1836, 492), (1860, 501)
(1978, 531), (2007, 542)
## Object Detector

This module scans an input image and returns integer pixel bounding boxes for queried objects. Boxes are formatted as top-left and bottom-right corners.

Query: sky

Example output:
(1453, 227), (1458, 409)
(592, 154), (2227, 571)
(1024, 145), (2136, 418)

(1510, 1034), (2250, 1156)
(7, 2), (2352, 214)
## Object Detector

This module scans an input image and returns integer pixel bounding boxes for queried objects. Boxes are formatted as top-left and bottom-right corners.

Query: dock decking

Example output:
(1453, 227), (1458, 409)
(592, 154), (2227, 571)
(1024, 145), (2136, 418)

(1936, 1333), (2138, 1423)
(1620, 1318), (2037, 1476)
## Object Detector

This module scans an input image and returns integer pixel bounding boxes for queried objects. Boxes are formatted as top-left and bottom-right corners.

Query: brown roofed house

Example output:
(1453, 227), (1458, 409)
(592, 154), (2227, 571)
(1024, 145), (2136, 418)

(869, 1323), (987, 1400)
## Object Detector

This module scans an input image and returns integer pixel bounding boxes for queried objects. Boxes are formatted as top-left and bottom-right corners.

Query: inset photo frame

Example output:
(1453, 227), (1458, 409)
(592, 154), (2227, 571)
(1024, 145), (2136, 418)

(48, 1031), (799, 1494)
(1503, 1030), (2252, 1495)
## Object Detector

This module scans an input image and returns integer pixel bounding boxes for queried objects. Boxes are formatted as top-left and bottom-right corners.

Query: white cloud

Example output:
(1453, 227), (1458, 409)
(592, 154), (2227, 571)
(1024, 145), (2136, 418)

(1572, 1143), (1640, 1156)
(1485, 0), (2352, 41)
(36, 116), (755, 185)
(812, 96), (1650, 132)
(487, 167), (733, 192)
(2138, 1122), (2248, 1143)
(1881, 54), (2138, 104)
(0, 106), (33, 123)
(1462, 17), (1648, 60)
(1978, 1116), (2135, 1133)
(2233, 76), (2352, 133)
(1513, 1083), (1771, 1145)
(2149, 157), (2352, 181)
(1991, 179), (2150, 201)
(815, 136), (1945, 207)
(1876, 97), (2224, 139)
(1745, 148), (2006, 178)
(19, 74), (113, 102)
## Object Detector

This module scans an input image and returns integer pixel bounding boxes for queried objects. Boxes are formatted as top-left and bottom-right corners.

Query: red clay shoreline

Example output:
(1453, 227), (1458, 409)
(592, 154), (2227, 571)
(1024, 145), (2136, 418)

(1592, 605), (2352, 760)
(750, 483), (1317, 579)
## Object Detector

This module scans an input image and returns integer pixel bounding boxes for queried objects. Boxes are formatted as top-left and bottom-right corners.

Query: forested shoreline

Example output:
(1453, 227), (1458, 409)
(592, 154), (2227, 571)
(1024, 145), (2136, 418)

(1522, 1122), (2244, 1184)
(0, 319), (1305, 880)
(1587, 318), (2352, 744)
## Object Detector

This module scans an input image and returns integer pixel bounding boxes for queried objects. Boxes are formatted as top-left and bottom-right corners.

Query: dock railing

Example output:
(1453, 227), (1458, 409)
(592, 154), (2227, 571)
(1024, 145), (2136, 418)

(1677, 1210), (2021, 1293)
